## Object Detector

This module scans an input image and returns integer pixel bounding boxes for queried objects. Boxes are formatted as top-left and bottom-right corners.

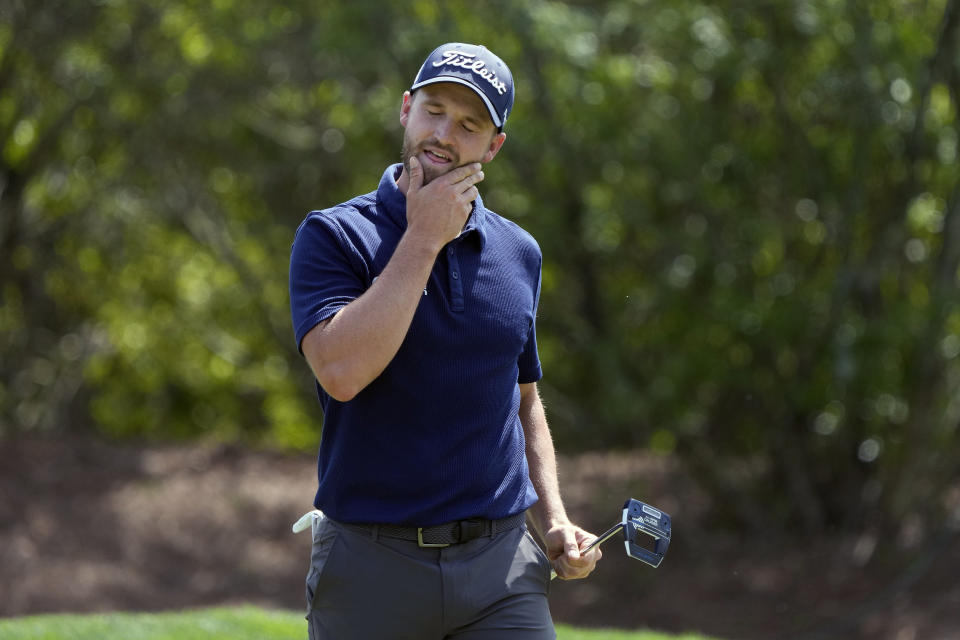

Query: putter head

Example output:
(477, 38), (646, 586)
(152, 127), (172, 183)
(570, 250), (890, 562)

(622, 498), (671, 568)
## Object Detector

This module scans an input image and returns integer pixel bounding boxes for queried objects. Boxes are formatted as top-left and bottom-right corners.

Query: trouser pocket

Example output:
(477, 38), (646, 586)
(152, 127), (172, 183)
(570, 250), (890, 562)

(305, 518), (339, 615)
(522, 528), (554, 588)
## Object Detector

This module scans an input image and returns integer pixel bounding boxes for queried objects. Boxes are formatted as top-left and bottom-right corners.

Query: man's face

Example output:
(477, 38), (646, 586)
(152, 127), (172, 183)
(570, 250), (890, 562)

(399, 83), (506, 185)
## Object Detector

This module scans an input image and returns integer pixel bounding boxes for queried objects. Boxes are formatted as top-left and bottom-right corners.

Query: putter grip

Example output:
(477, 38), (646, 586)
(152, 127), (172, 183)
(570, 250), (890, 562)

(548, 523), (623, 580)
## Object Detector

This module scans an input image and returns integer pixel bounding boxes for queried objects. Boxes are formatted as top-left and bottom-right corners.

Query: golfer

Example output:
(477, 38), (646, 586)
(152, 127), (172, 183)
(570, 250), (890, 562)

(289, 42), (600, 639)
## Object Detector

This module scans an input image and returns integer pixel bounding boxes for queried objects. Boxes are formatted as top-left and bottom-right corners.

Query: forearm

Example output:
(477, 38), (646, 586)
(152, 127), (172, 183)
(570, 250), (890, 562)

(302, 158), (485, 402)
(519, 382), (570, 538)
(302, 231), (439, 401)
(520, 381), (602, 579)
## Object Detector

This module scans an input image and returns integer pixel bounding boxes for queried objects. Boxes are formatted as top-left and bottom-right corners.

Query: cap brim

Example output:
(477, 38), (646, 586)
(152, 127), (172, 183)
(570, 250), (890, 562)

(410, 76), (503, 129)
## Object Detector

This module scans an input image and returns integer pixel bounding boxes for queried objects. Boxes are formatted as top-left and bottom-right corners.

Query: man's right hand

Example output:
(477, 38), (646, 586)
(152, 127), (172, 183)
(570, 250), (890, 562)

(301, 157), (485, 402)
(404, 156), (484, 252)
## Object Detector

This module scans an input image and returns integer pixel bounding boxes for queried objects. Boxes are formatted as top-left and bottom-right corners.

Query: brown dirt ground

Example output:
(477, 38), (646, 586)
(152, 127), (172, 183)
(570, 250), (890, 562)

(1, 436), (958, 639)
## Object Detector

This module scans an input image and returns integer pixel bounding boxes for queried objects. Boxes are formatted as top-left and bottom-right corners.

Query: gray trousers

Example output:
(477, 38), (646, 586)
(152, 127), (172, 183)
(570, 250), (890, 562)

(305, 516), (555, 639)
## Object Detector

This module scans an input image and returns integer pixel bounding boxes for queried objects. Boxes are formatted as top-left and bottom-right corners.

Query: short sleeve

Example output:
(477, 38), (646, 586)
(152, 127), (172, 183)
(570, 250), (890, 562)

(517, 266), (542, 384)
(289, 213), (367, 352)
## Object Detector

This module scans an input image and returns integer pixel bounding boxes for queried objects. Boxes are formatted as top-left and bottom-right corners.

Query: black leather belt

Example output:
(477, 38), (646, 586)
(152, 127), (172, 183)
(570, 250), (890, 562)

(343, 512), (526, 548)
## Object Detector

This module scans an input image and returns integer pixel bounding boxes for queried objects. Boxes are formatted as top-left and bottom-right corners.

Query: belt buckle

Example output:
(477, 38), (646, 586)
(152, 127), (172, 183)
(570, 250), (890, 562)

(417, 527), (450, 548)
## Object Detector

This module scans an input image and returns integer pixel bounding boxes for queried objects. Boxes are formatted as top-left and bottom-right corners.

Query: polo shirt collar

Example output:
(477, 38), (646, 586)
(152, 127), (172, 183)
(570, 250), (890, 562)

(377, 163), (488, 250)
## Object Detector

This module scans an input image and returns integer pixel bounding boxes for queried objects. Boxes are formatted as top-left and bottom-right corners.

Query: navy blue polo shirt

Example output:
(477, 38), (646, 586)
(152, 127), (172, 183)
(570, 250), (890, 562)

(289, 164), (542, 526)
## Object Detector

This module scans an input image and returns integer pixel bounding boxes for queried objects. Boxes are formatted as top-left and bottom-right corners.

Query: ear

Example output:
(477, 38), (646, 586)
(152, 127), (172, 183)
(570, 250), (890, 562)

(399, 91), (413, 128)
(482, 132), (507, 163)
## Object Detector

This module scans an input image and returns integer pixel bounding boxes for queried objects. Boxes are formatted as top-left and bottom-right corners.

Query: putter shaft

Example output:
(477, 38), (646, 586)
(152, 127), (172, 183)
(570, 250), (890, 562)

(583, 522), (625, 554)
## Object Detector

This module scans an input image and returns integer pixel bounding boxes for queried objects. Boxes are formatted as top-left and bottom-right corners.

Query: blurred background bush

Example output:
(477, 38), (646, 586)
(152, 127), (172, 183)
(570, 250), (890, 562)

(2, 0), (959, 547)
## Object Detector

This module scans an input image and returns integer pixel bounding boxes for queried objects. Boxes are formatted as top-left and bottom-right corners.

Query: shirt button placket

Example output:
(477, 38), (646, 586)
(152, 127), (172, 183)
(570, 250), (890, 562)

(448, 244), (465, 312)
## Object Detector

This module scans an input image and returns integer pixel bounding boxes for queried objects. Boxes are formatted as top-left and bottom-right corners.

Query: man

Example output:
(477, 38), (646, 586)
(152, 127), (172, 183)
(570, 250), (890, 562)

(289, 42), (600, 639)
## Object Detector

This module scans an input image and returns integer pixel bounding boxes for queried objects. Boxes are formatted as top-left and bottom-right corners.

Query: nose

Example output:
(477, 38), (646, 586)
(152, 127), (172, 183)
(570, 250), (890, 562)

(433, 115), (455, 145)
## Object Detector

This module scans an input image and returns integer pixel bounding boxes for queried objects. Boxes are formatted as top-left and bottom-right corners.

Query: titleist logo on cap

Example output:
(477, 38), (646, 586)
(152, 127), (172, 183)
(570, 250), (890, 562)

(434, 50), (508, 96)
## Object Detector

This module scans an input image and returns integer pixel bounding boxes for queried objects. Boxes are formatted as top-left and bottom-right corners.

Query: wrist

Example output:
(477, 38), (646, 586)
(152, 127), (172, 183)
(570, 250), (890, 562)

(530, 502), (570, 536)
(400, 226), (445, 258)
(545, 517), (573, 533)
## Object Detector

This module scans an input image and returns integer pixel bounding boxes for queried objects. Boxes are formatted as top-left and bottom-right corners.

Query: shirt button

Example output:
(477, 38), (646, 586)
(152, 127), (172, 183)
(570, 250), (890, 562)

(452, 272), (459, 280)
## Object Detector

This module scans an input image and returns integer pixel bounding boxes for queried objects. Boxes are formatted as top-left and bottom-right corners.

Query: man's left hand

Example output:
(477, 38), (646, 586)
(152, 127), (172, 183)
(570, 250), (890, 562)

(544, 523), (602, 580)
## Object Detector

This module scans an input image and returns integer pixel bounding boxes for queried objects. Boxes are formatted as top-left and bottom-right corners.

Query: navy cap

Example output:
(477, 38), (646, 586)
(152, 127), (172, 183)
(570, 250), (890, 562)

(410, 43), (514, 131)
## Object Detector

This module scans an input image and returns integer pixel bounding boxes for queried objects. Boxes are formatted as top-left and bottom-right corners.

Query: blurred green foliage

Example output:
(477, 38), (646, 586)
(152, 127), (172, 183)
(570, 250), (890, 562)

(0, 606), (712, 640)
(2, 0), (959, 540)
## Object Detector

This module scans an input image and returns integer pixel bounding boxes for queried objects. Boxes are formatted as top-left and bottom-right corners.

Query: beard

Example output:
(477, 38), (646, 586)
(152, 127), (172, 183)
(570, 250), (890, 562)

(400, 132), (460, 186)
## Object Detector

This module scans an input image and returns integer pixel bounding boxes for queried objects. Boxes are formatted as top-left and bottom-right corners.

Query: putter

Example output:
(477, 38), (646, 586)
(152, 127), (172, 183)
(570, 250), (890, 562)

(550, 498), (671, 579)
